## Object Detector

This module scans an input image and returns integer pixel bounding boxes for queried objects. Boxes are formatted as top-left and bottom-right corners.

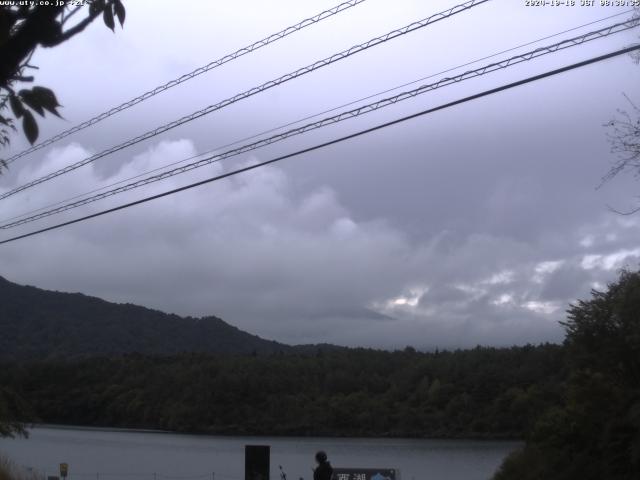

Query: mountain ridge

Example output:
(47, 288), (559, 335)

(0, 275), (302, 360)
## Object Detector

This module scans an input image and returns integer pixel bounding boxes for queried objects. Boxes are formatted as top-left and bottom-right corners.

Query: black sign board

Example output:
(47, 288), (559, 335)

(245, 445), (270, 480)
(332, 468), (396, 480)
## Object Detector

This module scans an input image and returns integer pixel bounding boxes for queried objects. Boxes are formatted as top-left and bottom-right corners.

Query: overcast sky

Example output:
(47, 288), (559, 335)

(0, 0), (639, 349)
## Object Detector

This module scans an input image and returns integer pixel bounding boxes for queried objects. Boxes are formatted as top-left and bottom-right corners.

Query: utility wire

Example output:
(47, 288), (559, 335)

(0, 0), (490, 202)
(3, 0), (368, 165)
(1, 19), (637, 230)
(1, 44), (637, 246)
(0, 149), (218, 224)
(2, 9), (632, 226)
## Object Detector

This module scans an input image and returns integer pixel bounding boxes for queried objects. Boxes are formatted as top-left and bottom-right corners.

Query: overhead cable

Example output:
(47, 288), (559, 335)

(1, 19), (637, 230)
(1, 44), (638, 246)
(4, 8), (629, 226)
(3, 0), (368, 165)
(0, 0), (490, 201)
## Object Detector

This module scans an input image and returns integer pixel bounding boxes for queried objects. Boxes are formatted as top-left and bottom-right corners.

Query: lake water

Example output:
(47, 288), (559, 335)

(0, 426), (519, 480)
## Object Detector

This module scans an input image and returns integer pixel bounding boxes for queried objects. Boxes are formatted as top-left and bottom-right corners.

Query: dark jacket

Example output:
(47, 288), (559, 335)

(314, 461), (333, 480)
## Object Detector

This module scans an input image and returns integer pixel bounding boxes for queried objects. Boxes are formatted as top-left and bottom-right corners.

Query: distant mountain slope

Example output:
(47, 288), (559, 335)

(0, 276), (292, 360)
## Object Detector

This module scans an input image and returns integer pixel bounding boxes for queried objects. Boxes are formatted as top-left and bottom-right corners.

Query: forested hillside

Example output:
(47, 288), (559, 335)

(0, 276), (291, 359)
(0, 344), (565, 438)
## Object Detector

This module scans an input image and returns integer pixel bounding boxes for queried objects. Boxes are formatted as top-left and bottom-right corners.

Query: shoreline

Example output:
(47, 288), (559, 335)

(25, 423), (524, 443)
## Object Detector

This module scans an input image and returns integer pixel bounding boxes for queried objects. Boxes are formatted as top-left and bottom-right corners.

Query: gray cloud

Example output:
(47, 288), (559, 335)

(1, 1), (639, 349)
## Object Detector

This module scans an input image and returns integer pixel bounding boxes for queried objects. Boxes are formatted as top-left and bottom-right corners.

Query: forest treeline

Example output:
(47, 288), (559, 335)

(0, 344), (565, 438)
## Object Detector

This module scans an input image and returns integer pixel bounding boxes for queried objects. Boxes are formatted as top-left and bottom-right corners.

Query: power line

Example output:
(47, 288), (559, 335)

(3, 9), (631, 226)
(3, 0), (368, 165)
(1, 44), (637, 246)
(0, 148), (217, 224)
(0, 0), (490, 202)
(2, 19), (636, 230)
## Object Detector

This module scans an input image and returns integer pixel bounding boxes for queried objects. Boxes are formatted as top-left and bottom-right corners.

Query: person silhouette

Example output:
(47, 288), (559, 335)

(313, 451), (333, 480)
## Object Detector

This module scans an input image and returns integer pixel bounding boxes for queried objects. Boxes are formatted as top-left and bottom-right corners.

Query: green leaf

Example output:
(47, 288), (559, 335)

(103, 5), (115, 31)
(22, 110), (39, 144)
(32, 86), (61, 107)
(9, 95), (24, 118)
(30, 86), (63, 118)
(90, 0), (106, 16)
(114, 0), (126, 27)
(19, 90), (45, 116)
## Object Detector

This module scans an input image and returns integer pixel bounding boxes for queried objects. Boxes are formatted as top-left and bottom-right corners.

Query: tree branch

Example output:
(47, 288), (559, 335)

(60, 5), (84, 26)
(54, 9), (102, 45)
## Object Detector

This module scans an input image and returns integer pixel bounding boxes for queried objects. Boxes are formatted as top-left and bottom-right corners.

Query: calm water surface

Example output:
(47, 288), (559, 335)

(0, 426), (519, 480)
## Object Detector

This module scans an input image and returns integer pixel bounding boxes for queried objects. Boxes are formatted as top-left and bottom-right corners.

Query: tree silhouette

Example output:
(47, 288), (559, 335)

(0, 0), (126, 160)
(604, 97), (640, 214)
(0, 387), (31, 438)
(494, 269), (640, 480)
(602, 8), (640, 214)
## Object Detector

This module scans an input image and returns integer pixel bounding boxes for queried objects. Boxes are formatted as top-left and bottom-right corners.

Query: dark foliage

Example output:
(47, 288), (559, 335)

(494, 269), (640, 479)
(0, 0), (125, 148)
(0, 344), (566, 438)
(0, 386), (31, 438)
